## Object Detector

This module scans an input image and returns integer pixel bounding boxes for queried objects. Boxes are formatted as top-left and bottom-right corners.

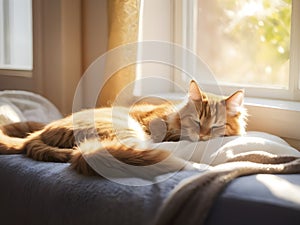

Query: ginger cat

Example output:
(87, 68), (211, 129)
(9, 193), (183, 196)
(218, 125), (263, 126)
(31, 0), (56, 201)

(0, 81), (246, 176)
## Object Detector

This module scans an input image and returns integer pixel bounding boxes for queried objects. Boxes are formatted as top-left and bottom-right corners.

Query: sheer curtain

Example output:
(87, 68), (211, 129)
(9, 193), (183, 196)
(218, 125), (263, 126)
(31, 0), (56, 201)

(98, 0), (140, 106)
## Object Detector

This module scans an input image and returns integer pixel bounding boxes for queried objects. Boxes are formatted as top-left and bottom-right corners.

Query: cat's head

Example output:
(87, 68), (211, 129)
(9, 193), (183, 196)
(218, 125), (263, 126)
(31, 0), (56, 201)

(176, 80), (247, 141)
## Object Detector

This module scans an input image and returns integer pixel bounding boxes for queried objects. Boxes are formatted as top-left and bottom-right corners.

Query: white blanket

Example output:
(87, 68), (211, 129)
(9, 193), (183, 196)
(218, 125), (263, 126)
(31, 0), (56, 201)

(154, 132), (300, 167)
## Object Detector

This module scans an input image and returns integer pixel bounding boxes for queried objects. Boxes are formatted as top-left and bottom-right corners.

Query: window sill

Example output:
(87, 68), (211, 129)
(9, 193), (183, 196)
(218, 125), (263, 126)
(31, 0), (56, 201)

(0, 69), (33, 78)
(245, 97), (300, 112)
(244, 97), (300, 144)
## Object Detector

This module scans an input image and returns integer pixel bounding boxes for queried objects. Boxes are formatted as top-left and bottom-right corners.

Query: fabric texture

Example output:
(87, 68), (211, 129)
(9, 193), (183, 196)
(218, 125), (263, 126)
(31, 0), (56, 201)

(0, 90), (62, 125)
(154, 131), (300, 166)
(1, 154), (300, 225)
(0, 155), (193, 225)
(154, 157), (300, 225)
(152, 133), (300, 225)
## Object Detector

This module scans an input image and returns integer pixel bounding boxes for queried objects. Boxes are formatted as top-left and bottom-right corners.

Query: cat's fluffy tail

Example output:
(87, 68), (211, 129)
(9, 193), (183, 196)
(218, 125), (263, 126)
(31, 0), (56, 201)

(71, 139), (193, 179)
(1, 121), (45, 138)
(0, 130), (25, 155)
(0, 122), (73, 162)
(0, 122), (45, 154)
(0, 129), (26, 154)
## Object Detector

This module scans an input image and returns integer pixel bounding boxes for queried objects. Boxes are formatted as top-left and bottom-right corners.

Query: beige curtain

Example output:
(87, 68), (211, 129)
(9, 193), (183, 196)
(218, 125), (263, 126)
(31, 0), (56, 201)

(98, 0), (140, 106)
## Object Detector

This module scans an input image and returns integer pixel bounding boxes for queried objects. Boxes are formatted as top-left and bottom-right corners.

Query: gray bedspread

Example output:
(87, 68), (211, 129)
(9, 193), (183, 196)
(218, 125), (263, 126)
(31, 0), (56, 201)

(0, 155), (196, 225)
(1, 155), (300, 225)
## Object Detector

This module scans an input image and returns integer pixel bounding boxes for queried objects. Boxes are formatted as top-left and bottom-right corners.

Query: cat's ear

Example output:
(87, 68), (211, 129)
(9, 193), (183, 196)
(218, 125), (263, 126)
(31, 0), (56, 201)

(189, 80), (203, 101)
(225, 90), (244, 115)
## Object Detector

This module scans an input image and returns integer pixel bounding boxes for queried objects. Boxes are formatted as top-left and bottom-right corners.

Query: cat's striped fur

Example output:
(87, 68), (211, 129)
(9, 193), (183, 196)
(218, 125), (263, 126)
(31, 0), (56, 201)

(0, 81), (247, 176)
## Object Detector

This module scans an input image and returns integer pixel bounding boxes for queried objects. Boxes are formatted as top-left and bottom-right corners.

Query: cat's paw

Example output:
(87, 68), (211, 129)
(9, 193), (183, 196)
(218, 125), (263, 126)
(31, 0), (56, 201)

(149, 118), (167, 142)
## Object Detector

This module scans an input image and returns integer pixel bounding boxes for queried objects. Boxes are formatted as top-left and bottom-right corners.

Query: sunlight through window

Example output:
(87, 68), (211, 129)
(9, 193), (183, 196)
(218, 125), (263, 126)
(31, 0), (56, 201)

(256, 174), (300, 204)
(196, 0), (291, 89)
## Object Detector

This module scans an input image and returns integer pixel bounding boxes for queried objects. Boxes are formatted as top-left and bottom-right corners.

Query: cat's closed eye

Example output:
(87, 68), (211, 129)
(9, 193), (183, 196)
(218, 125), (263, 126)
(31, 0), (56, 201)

(211, 124), (225, 130)
(211, 124), (226, 137)
(195, 120), (201, 127)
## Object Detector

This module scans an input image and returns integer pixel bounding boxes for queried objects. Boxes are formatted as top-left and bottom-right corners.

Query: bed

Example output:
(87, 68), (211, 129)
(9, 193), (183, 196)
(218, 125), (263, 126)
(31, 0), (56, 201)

(1, 155), (300, 225)
(1, 91), (300, 225)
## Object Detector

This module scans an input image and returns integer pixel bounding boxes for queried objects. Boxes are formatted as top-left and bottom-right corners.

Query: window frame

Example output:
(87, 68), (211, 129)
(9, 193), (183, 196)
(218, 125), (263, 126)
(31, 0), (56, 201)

(173, 0), (300, 102)
(0, 0), (33, 73)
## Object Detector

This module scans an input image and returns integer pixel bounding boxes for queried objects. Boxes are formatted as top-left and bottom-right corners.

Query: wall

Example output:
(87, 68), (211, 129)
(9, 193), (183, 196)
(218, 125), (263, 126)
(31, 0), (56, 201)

(0, 0), (108, 115)
(38, 0), (82, 115)
(82, 0), (108, 72)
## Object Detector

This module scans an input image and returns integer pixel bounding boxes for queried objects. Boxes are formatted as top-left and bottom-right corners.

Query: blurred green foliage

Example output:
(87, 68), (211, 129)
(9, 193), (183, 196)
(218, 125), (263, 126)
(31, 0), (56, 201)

(219, 0), (291, 63)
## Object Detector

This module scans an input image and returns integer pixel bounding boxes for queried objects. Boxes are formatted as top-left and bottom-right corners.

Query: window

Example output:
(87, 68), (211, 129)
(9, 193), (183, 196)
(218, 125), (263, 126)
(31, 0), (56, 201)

(0, 0), (33, 71)
(174, 0), (300, 101)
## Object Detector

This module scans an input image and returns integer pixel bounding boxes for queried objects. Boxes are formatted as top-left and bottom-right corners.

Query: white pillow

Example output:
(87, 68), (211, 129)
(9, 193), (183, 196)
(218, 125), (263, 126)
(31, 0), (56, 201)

(153, 131), (300, 166)
(0, 90), (62, 125)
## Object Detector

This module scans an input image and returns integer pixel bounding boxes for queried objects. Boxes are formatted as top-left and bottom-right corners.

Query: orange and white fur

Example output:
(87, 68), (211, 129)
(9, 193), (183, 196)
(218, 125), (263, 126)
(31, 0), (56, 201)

(0, 81), (246, 177)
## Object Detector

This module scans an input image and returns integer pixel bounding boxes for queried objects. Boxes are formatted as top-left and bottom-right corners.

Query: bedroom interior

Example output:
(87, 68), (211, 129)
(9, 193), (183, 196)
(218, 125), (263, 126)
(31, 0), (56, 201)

(0, 0), (300, 225)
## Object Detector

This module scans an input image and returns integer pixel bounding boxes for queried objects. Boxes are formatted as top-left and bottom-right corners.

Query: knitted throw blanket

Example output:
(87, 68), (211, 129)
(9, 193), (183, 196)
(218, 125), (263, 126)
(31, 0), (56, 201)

(154, 152), (300, 225)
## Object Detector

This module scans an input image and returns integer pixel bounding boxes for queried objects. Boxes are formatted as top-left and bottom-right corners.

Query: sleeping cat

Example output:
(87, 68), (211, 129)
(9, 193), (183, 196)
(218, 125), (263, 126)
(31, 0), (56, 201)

(0, 80), (246, 176)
